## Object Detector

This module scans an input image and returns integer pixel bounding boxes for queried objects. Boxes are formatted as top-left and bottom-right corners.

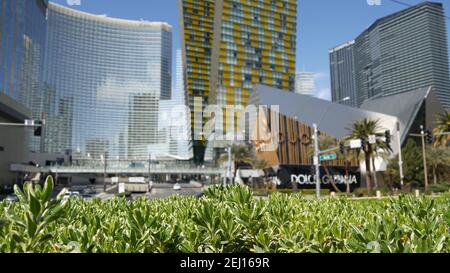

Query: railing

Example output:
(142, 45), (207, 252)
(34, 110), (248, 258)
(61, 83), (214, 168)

(10, 163), (225, 175)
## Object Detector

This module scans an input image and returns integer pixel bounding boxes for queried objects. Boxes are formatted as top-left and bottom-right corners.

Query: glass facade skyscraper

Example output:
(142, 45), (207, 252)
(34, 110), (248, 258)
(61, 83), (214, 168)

(42, 3), (172, 160)
(156, 49), (193, 160)
(0, 0), (48, 118)
(331, 2), (450, 109)
(329, 41), (357, 107)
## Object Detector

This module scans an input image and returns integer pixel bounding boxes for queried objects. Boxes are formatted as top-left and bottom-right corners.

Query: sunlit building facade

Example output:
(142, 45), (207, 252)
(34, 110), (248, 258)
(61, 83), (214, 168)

(295, 72), (315, 96)
(42, 3), (172, 161)
(0, 0), (48, 150)
(180, 0), (297, 161)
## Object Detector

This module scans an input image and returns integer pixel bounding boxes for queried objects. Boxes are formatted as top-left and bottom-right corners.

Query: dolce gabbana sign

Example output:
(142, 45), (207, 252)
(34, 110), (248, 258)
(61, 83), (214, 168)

(276, 165), (361, 191)
(290, 174), (359, 186)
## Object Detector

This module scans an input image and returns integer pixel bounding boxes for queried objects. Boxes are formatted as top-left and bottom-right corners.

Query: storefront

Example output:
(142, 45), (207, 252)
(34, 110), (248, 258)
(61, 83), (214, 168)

(275, 165), (361, 192)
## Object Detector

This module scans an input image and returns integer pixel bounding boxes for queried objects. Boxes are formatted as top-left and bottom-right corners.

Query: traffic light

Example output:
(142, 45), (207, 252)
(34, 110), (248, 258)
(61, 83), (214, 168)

(426, 130), (434, 145)
(339, 143), (345, 154)
(34, 121), (42, 136)
(385, 130), (391, 145)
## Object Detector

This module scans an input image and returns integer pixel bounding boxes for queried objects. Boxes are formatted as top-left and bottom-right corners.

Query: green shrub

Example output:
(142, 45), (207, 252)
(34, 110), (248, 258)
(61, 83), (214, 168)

(1, 183), (449, 253)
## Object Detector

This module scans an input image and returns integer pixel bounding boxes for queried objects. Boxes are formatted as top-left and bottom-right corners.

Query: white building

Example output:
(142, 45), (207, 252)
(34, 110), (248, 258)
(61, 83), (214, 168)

(295, 72), (315, 95)
(154, 50), (193, 160)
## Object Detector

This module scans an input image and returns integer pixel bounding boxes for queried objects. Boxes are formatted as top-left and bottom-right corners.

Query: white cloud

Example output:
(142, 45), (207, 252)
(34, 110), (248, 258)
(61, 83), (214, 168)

(315, 88), (332, 101)
(67, 0), (81, 5)
(314, 72), (328, 81)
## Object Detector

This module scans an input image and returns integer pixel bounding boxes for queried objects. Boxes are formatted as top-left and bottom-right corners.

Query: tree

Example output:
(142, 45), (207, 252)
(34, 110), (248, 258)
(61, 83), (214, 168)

(306, 134), (341, 193)
(337, 144), (357, 194)
(251, 159), (269, 190)
(433, 111), (450, 148)
(387, 139), (424, 187)
(219, 143), (254, 184)
(345, 119), (392, 196)
(385, 157), (399, 190)
(427, 147), (450, 185)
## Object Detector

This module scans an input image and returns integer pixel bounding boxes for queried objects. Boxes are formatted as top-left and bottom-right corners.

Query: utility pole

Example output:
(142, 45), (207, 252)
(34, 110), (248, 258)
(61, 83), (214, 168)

(148, 152), (151, 185)
(102, 152), (108, 192)
(313, 123), (321, 198)
(396, 122), (404, 187)
(420, 125), (429, 190)
(227, 144), (232, 185)
(312, 97), (350, 198)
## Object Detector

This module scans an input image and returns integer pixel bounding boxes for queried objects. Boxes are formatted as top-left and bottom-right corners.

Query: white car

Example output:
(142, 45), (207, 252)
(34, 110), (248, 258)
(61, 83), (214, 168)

(63, 191), (81, 200)
(173, 183), (181, 191)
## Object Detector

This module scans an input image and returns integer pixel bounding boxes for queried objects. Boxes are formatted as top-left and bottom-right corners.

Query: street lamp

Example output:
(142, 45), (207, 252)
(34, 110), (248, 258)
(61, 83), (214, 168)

(313, 97), (350, 198)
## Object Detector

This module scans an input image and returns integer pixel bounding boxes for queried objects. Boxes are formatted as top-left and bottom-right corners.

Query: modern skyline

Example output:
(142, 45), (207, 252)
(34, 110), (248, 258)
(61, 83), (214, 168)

(42, 3), (173, 160)
(331, 2), (450, 109)
(49, 0), (450, 101)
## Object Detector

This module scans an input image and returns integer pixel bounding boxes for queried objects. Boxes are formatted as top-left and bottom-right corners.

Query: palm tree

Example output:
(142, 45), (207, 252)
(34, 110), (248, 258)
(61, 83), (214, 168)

(337, 144), (357, 194)
(433, 111), (450, 148)
(307, 134), (341, 193)
(345, 118), (392, 196)
(219, 144), (254, 184)
(251, 159), (269, 190)
(427, 147), (450, 185)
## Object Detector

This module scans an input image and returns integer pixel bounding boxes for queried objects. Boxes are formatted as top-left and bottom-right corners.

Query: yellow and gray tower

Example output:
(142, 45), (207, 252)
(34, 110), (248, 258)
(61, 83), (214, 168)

(180, 0), (297, 162)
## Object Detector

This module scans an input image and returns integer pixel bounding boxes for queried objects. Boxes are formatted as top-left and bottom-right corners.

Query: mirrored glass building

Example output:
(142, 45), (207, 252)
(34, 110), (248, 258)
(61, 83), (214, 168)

(42, 3), (172, 161)
(0, 0), (48, 149)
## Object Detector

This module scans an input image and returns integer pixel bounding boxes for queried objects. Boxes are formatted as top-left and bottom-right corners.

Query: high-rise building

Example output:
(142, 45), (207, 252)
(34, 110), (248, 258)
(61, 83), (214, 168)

(180, 0), (297, 161)
(42, 3), (172, 160)
(331, 2), (450, 109)
(0, 0), (48, 149)
(295, 72), (315, 96)
(329, 41), (357, 107)
(157, 50), (193, 160)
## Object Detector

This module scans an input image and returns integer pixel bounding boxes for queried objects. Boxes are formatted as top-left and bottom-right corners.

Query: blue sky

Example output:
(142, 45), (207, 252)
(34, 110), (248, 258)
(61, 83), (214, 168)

(52, 0), (450, 100)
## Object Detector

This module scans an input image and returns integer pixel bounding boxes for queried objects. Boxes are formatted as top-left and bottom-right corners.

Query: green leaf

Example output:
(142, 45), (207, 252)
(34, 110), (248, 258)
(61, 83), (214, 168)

(14, 184), (27, 202)
(29, 192), (42, 219)
(26, 212), (38, 239)
(41, 176), (54, 203)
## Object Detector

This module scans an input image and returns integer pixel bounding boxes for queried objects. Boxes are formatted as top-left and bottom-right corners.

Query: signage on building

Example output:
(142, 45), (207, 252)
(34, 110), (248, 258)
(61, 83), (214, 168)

(276, 165), (361, 192)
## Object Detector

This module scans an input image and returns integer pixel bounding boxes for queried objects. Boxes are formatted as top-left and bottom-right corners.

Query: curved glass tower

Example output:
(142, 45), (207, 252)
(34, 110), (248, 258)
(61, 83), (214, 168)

(42, 3), (172, 161)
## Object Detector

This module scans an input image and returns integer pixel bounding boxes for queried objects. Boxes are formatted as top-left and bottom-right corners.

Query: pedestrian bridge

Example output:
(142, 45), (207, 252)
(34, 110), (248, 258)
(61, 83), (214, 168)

(10, 163), (226, 176)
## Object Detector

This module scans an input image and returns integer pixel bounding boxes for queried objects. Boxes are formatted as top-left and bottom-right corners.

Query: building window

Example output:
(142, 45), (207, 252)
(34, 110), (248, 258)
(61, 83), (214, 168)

(0, 146), (4, 152)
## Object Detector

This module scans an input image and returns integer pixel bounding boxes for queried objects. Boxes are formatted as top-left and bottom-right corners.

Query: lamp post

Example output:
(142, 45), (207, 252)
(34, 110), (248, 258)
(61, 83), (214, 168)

(396, 122), (405, 188)
(420, 125), (429, 191)
(313, 97), (350, 198)
(101, 152), (108, 192)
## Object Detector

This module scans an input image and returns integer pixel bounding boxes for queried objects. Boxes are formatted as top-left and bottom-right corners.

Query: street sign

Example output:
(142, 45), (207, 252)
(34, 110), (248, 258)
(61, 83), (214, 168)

(368, 135), (377, 144)
(320, 154), (337, 161)
(350, 139), (362, 149)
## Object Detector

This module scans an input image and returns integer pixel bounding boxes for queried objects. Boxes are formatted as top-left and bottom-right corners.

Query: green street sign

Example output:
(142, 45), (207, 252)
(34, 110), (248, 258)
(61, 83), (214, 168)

(320, 154), (337, 161)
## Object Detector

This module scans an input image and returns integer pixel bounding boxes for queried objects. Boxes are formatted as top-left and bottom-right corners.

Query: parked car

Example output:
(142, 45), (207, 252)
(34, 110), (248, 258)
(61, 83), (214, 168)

(5, 194), (19, 202)
(173, 183), (181, 191)
(63, 191), (81, 200)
